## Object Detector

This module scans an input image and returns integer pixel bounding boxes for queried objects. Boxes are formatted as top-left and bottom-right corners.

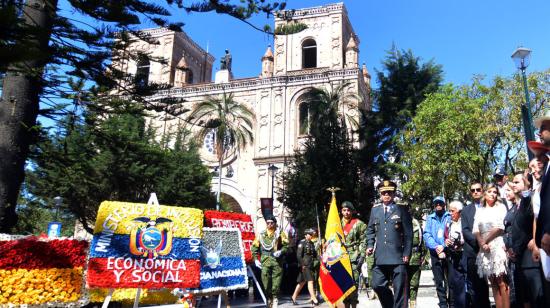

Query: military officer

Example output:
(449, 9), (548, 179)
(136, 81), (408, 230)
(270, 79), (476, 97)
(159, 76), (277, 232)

(366, 180), (413, 308)
(251, 216), (289, 308)
(341, 201), (367, 308)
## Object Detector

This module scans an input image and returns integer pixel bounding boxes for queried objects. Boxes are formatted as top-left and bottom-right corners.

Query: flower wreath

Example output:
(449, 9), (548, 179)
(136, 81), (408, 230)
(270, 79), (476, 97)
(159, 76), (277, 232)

(204, 210), (255, 263)
(192, 227), (248, 294)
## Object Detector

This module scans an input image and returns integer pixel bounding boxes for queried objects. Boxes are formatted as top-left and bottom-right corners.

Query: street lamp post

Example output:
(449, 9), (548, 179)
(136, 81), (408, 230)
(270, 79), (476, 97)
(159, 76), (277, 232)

(268, 164), (279, 201)
(511, 47), (535, 160)
(53, 196), (62, 221)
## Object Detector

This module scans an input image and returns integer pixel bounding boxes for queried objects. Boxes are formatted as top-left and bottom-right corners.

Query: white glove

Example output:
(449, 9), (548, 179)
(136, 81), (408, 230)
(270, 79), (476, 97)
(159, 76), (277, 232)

(255, 259), (262, 269)
(273, 250), (282, 258)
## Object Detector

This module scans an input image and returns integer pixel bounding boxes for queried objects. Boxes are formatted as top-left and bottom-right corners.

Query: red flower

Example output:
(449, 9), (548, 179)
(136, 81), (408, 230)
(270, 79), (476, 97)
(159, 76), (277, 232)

(0, 237), (88, 269)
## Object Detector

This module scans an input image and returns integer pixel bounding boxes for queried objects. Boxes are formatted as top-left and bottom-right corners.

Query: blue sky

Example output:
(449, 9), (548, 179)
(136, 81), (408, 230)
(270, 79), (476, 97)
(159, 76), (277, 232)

(158, 0), (550, 87)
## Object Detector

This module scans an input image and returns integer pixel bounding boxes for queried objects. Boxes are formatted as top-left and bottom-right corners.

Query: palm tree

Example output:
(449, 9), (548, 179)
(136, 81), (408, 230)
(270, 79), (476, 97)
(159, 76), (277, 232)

(307, 82), (360, 140)
(187, 92), (255, 209)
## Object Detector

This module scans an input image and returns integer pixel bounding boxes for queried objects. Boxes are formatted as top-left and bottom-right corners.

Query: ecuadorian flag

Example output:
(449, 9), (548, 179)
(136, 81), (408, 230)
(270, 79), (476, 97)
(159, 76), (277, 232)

(319, 194), (356, 306)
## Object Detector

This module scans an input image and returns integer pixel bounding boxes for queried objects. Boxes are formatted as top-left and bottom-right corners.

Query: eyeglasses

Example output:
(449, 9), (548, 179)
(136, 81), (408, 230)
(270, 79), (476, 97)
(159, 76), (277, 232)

(380, 191), (393, 195)
(470, 188), (482, 193)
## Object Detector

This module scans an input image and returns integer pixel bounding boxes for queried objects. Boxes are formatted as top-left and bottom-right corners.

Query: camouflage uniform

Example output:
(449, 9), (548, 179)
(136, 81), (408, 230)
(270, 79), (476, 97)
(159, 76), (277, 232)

(341, 216), (367, 307)
(366, 254), (375, 286)
(251, 228), (288, 308)
(408, 217), (426, 308)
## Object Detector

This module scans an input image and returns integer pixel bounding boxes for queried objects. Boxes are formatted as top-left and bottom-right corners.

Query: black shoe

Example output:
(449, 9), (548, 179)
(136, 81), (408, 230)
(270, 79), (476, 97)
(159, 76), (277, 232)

(291, 298), (298, 305)
(310, 299), (320, 306)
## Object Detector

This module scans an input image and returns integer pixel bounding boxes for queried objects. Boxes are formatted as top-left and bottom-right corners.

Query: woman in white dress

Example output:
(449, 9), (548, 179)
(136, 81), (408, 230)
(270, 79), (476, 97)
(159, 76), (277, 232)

(473, 183), (509, 308)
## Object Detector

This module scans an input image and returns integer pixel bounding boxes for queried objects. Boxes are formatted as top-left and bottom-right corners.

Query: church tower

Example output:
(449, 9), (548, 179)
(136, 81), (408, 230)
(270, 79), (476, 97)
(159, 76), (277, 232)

(273, 3), (359, 75)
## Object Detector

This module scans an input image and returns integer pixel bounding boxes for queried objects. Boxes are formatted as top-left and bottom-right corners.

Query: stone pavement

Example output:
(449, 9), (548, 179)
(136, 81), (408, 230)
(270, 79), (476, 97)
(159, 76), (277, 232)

(198, 270), (441, 307)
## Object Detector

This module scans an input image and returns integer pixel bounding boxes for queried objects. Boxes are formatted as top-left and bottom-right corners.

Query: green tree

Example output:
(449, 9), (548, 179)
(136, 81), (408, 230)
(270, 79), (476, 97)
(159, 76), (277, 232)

(399, 84), (492, 210)
(398, 70), (550, 211)
(24, 103), (215, 233)
(358, 47), (443, 204)
(187, 92), (255, 210)
(0, 0), (300, 232)
(282, 83), (362, 230)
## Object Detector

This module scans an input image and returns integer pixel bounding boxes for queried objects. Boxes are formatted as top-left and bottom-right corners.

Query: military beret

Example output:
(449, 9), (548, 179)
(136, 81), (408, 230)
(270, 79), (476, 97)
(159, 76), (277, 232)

(341, 201), (355, 211)
(377, 180), (397, 192)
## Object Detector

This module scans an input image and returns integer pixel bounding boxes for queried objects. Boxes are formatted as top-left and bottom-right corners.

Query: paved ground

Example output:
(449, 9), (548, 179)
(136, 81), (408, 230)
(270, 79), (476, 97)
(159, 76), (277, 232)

(199, 270), (440, 307)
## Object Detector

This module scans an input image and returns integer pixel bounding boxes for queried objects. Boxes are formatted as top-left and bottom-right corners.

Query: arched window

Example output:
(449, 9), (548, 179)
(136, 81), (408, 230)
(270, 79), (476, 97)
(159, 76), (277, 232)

(135, 56), (150, 87)
(299, 102), (310, 135)
(302, 39), (317, 69)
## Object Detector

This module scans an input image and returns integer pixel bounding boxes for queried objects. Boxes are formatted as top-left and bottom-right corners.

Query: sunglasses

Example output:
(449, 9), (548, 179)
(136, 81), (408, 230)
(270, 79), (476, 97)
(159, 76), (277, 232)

(470, 188), (482, 193)
(380, 191), (393, 195)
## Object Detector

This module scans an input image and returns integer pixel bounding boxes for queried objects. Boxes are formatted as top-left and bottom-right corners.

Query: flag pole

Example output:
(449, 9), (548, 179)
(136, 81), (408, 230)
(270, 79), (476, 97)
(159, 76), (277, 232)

(315, 203), (322, 240)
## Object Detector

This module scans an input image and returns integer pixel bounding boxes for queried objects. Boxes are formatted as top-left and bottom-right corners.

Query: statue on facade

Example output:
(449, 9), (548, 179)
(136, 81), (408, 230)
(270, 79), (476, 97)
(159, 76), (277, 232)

(220, 49), (232, 71)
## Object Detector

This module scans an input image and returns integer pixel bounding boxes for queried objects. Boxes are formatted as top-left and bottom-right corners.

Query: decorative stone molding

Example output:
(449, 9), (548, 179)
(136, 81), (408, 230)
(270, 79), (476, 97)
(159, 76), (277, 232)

(275, 3), (345, 20)
(150, 68), (361, 100)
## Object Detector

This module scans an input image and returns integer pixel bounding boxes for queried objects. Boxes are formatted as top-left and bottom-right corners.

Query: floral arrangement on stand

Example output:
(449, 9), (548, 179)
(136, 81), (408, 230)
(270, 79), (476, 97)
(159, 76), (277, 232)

(0, 234), (89, 307)
(204, 210), (255, 263)
(192, 227), (248, 294)
(87, 201), (203, 290)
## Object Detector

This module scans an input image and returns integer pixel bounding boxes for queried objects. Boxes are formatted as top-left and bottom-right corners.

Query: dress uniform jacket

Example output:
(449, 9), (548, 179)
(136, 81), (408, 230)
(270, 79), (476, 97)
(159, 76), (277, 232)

(296, 238), (316, 282)
(366, 202), (413, 264)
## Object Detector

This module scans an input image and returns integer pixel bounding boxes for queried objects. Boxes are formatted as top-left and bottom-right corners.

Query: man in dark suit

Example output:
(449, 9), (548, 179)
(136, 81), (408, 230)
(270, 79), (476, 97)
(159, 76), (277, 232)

(366, 180), (413, 308)
(536, 110), (550, 255)
(509, 173), (544, 307)
(461, 182), (490, 308)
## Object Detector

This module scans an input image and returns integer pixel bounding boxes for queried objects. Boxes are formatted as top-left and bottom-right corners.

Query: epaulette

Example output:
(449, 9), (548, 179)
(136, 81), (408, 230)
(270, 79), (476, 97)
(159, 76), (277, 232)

(372, 203), (382, 208)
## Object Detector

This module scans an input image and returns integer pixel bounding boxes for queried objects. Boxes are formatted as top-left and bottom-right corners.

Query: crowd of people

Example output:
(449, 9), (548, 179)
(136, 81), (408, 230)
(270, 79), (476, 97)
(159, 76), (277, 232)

(250, 110), (550, 308)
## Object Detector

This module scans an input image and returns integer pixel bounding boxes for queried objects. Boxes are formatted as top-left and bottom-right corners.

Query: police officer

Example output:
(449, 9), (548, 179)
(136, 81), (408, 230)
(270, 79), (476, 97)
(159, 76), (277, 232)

(251, 216), (289, 308)
(366, 180), (413, 308)
(341, 201), (367, 308)
(291, 228), (319, 305)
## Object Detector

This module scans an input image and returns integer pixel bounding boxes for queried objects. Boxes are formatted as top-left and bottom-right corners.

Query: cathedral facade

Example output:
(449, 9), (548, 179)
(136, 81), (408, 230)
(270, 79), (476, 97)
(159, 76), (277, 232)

(116, 3), (370, 231)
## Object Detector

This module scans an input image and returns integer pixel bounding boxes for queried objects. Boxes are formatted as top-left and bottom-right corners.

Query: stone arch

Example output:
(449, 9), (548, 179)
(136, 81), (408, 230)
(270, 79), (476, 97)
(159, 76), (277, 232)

(289, 87), (318, 142)
(213, 178), (252, 214)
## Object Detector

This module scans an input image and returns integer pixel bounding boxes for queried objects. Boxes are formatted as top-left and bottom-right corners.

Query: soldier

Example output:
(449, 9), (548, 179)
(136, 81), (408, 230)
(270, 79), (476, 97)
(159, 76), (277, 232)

(408, 212), (427, 308)
(251, 216), (289, 308)
(366, 180), (413, 308)
(310, 228), (322, 301)
(291, 228), (319, 306)
(341, 201), (367, 308)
